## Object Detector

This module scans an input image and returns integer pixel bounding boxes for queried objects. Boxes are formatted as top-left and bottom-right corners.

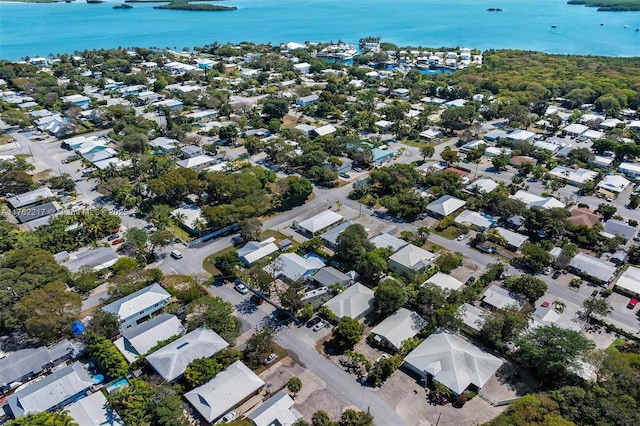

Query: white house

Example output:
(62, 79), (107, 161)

(618, 162), (640, 178)
(114, 314), (184, 363)
(369, 233), (408, 252)
(569, 253), (617, 284)
(426, 195), (466, 218)
(466, 178), (498, 194)
(102, 283), (172, 330)
(614, 266), (640, 297)
(238, 238), (280, 266)
(265, 253), (325, 282)
(388, 244), (437, 279)
(403, 331), (503, 395)
(424, 272), (464, 292)
(481, 285), (524, 311)
(294, 210), (343, 236)
(510, 190), (565, 210)
(598, 174), (631, 194)
(548, 166), (597, 187)
(370, 308), (427, 351)
(247, 391), (303, 426)
(454, 210), (493, 231)
(323, 283), (375, 320)
(63, 247), (119, 273)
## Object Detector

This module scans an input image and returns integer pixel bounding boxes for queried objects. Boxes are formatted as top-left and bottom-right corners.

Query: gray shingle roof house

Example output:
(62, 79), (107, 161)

(312, 266), (352, 287)
(603, 219), (637, 242)
(247, 391), (303, 426)
(370, 308), (427, 351)
(493, 227), (529, 251)
(102, 283), (172, 330)
(319, 220), (354, 248)
(388, 244), (437, 279)
(323, 283), (375, 320)
(184, 361), (265, 424)
(114, 314), (185, 363)
(7, 362), (93, 418)
(147, 327), (228, 382)
(403, 331), (503, 395)
(369, 233), (408, 252)
(67, 390), (125, 426)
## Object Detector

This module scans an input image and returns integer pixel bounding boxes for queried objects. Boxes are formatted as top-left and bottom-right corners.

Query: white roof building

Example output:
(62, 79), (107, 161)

(563, 123), (589, 137)
(102, 283), (172, 329)
(598, 174), (631, 193)
(238, 238), (280, 266)
(458, 303), (487, 332)
(494, 227), (529, 250)
(506, 129), (535, 142)
(7, 362), (93, 418)
(114, 314), (185, 363)
(311, 124), (337, 137)
(426, 195), (466, 218)
(388, 244), (437, 278)
(265, 253), (325, 282)
(63, 247), (119, 273)
(147, 327), (229, 382)
(548, 166), (598, 186)
(614, 266), (640, 297)
(533, 140), (561, 153)
(185, 361), (265, 424)
(176, 154), (216, 169)
(369, 233), (409, 252)
(247, 391), (303, 426)
(6, 187), (53, 209)
(466, 178), (498, 194)
(454, 210), (493, 231)
(481, 285), (524, 311)
(619, 162), (640, 178)
(510, 190), (565, 210)
(424, 272), (464, 292)
(295, 210), (343, 235)
(569, 253), (617, 284)
(403, 331), (504, 395)
(371, 308), (427, 351)
(67, 389), (125, 426)
(323, 283), (375, 320)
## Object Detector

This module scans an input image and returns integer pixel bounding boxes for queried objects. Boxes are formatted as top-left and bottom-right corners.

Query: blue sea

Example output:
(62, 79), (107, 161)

(0, 0), (638, 60)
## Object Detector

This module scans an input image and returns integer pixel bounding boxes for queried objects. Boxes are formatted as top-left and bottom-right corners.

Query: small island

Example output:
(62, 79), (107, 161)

(113, 3), (133, 8)
(567, 0), (640, 11)
(154, 0), (237, 11)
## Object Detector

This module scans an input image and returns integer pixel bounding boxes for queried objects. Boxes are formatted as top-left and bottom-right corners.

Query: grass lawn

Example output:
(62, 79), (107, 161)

(168, 223), (193, 242)
(31, 168), (53, 182)
(606, 337), (626, 353)
(202, 245), (237, 276)
(260, 229), (289, 242)
(248, 343), (289, 375)
(0, 134), (13, 145)
(432, 225), (463, 240)
(402, 139), (438, 149)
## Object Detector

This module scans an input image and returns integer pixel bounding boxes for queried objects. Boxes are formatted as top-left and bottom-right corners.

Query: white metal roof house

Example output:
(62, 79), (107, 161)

(458, 303), (487, 333)
(548, 166), (598, 187)
(319, 220), (354, 248)
(63, 247), (119, 273)
(67, 390), (125, 426)
(389, 244), (437, 279)
(312, 266), (352, 288)
(102, 283), (172, 330)
(323, 283), (375, 320)
(294, 210), (343, 236)
(6, 187), (53, 209)
(506, 129), (535, 142)
(481, 285), (524, 311)
(454, 210), (493, 231)
(264, 253), (326, 282)
(424, 272), (464, 292)
(310, 124), (337, 138)
(114, 314), (185, 363)
(510, 190), (565, 210)
(247, 391), (303, 426)
(426, 195), (466, 218)
(370, 308), (427, 351)
(618, 162), (640, 178)
(403, 331), (503, 395)
(185, 361), (265, 424)
(569, 253), (617, 284)
(7, 362), (93, 418)
(598, 174), (631, 194)
(614, 266), (640, 297)
(238, 238), (280, 266)
(466, 178), (499, 194)
(147, 327), (229, 382)
(493, 227), (529, 251)
(176, 154), (216, 170)
(369, 233), (408, 252)
(563, 123), (589, 137)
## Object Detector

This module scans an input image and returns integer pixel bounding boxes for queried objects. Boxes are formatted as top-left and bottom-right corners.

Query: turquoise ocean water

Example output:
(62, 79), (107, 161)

(0, 0), (638, 60)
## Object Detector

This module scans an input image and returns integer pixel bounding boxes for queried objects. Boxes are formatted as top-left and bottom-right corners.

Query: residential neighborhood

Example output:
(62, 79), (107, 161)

(0, 40), (638, 426)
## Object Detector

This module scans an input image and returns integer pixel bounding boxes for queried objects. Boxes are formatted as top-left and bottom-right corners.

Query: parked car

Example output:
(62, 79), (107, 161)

(340, 172), (351, 178)
(170, 250), (183, 259)
(465, 276), (476, 285)
(214, 411), (236, 425)
(552, 270), (561, 279)
(233, 281), (249, 294)
(111, 239), (123, 245)
(543, 266), (553, 275)
(312, 321), (326, 332)
(627, 298), (638, 309)
(250, 294), (264, 305)
(306, 317), (322, 328)
(264, 353), (278, 365)
(107, 234), (120, 241)
(541, 301), (550, 308)
(456, 234), (468, 242)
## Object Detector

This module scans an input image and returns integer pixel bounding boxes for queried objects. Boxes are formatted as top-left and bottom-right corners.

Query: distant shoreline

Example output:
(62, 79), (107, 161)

(567, 0), (640, 11)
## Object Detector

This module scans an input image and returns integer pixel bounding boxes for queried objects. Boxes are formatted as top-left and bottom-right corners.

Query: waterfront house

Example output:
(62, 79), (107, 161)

(102, 283), (172, 330)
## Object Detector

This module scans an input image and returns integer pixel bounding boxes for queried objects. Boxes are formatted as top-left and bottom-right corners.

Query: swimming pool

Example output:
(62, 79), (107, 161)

(105, 378), (129, 394)
(304, 252), (327, 263)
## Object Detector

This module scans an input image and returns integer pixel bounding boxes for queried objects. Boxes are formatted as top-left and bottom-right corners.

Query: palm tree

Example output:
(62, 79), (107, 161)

(552, 300), (566, 314)
(192, 218), (207, 238)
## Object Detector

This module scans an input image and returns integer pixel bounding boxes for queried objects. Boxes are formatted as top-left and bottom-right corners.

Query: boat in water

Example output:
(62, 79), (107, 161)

(487, 8), (503, 12)
(551, 25), (557, 28)
(113, 3), (133, 8)
(86, 0), (105, 3)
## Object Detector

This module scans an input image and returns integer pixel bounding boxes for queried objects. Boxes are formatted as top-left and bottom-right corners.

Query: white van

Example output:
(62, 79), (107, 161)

(170, 250), (183, 259)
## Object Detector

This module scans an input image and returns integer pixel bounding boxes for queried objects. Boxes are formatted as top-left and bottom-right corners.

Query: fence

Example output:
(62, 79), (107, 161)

(185, 223), (239, 247)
